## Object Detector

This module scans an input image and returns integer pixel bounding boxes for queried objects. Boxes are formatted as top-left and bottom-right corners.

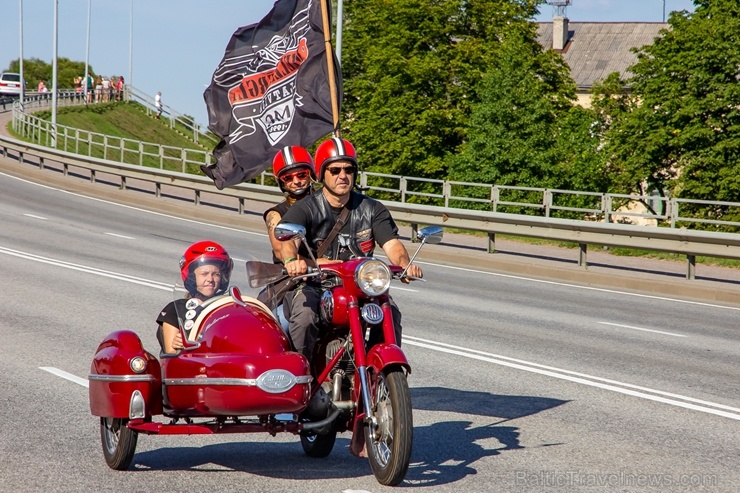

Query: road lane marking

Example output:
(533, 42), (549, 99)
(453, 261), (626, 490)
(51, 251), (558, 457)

(598, 321), (687, 337)
(1, 171), (266, 237)
(23, 213), (48, 220)
(105, 232), (136, 240)
(4, 171), (737, 309)
(0, 246), (172, 290)
(40, 367), (89, 388)
(414, 261), (740, 311)
(404, 335), (740, 420)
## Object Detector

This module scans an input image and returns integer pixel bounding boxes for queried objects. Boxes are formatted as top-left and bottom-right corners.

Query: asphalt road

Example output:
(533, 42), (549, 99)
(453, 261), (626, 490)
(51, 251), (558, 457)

(0, 158), (738, 492)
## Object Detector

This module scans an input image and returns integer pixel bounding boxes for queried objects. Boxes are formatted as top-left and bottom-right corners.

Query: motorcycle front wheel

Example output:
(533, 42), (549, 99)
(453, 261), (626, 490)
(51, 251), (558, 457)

(364, 369), (413, 486)
(100, 417), (138, 470)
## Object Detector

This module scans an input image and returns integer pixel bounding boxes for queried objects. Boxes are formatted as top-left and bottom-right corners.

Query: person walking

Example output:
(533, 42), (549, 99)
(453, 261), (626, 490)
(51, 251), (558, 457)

(155, 91), (163, 119)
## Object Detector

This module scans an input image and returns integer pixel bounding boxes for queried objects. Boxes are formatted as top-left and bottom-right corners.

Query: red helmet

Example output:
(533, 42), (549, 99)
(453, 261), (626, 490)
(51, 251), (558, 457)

(314, 137), (357, 182)
(179, 241), (233, 297)
(272, 146), (315, 193)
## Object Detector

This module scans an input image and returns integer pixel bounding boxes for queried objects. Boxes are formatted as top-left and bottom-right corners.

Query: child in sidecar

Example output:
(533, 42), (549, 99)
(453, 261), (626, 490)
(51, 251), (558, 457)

(156, 240), (233, 354)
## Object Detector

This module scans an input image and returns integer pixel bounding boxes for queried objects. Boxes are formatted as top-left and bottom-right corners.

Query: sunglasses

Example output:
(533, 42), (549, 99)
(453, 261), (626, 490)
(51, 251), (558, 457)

(326, 166), (357, 176)
(279, 170), (310, 183)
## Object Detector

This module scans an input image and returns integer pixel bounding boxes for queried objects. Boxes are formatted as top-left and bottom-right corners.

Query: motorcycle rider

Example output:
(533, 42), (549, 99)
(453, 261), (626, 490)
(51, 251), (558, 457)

(156, 241), (234, 354)
(279, 137), (423, 360)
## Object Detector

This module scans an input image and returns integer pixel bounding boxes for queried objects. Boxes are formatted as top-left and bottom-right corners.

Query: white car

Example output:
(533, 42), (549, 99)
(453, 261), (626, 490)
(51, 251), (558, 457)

(0, 72), (25, 96)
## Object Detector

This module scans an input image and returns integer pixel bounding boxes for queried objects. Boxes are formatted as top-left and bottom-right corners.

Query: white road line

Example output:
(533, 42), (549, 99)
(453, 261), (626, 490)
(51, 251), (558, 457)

(4, 170), (737, 310)
(1, 171), (267, 237)
(414, 260), (740, 311)
(404, 335), (740, 420)
(0, 246), (172, 290)
(105, 232), (136, 240)
(23, 213), (48, 220)
(598, 321), (687, 337)
(40, 367), (89, 388)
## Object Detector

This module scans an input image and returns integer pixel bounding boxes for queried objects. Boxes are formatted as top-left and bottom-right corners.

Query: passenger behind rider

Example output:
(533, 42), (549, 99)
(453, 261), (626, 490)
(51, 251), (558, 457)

(279, 137), (423, 360)
(156, 241), (234, 354)
(264, 146), (316, 263)
(262, 146), (316, 330)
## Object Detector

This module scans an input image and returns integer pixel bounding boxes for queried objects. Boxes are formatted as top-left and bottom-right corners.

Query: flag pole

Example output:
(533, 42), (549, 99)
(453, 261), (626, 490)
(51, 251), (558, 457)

(319, 0), (340, 137)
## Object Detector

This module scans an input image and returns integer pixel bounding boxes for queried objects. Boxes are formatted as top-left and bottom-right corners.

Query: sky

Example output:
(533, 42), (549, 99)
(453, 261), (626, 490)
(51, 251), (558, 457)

(0, 1), (696, 130)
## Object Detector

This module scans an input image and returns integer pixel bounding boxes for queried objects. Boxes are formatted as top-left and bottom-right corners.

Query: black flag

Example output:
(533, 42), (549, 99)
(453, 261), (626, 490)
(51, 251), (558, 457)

(202, 0), (340, 189)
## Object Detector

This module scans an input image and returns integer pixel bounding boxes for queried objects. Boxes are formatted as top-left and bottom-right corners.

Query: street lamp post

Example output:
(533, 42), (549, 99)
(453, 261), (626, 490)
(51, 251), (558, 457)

(336, 0), (343, 63)
(51, 0), (59, 147)
(19, 0), (25, 112)
(84, 0), (91, 105)
(129, 0), (133, 87)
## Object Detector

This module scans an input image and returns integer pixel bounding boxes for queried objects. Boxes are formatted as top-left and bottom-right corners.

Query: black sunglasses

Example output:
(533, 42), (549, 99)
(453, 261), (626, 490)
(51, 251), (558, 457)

(326, 165), (357, 176)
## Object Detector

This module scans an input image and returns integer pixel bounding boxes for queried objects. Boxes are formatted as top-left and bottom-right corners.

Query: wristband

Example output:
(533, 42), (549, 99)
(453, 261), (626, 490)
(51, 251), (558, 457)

(283, 257), (298, 264)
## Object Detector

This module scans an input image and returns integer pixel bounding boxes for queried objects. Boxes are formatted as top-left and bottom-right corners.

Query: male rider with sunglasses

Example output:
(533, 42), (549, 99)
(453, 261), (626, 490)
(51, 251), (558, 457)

(264, 146), (316, 264)
(279, 137), (423, 361)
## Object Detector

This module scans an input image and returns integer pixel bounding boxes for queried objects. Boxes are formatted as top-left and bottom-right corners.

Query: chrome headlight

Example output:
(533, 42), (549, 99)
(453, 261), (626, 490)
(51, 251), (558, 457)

(355, 259), (391, 297)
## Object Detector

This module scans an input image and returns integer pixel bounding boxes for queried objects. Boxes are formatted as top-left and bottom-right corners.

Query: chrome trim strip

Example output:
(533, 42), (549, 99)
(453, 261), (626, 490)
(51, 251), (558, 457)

(88, 374), (156, 383)
(163, 374), (313, 387)
(164, 378), (258, 386)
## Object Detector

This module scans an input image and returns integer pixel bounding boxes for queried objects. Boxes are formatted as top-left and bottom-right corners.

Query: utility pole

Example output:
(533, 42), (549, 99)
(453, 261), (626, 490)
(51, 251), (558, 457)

(51, 0), (59, 147)
(19, 0), (24, 112)
(84, 0), (91, 105)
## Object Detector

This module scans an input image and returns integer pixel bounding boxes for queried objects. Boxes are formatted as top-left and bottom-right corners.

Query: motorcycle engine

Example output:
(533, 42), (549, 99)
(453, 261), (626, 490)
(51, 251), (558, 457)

(325, 338), (355, 374)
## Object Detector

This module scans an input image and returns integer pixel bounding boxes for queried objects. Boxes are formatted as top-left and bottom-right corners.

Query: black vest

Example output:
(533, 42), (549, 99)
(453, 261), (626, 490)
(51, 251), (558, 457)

(302, 191), (377, 260)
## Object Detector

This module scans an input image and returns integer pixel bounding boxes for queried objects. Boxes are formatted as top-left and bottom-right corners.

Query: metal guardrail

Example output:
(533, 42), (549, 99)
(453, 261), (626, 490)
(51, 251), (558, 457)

(9, 92), (740, 234)
(2, 134), (740, 280)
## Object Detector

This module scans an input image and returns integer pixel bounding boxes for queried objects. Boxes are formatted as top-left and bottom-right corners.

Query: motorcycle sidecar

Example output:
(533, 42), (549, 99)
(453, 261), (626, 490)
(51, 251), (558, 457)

(89, 295), (311, 426)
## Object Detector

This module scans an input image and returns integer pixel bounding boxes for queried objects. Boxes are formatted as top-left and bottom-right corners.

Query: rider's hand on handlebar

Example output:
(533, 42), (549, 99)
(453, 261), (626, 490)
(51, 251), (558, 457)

(284, 258), (308, 277)
(401, 264), (423, 283)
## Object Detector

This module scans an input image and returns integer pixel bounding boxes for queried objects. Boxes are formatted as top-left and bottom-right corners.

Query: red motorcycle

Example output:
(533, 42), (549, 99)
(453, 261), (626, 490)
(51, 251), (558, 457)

(88, 225), (442, 486)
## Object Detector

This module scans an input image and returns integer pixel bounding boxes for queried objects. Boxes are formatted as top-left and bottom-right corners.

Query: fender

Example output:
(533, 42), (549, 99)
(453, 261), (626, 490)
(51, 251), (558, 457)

(89, 330), (162, 418)
(365, 343), (410, 375)
(349, 344), (410, 457)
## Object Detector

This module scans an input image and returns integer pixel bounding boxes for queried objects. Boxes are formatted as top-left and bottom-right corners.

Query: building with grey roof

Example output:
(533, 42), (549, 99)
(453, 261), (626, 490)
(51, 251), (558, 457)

(536, 17), (667, 106)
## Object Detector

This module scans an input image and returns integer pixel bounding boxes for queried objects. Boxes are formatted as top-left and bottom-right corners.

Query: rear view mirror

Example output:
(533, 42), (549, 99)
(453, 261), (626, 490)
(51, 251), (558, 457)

(274, 223), (306, 242)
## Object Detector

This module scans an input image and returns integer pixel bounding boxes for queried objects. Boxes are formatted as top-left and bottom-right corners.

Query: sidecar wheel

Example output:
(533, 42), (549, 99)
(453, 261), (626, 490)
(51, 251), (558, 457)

(100, 417), (138, 470)
(364, 369), (413, 486)
(300, 425), (337, 458)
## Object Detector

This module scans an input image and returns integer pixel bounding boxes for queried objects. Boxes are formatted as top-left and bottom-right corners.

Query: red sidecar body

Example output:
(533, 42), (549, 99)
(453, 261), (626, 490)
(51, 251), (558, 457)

(89, 291), (311, 431)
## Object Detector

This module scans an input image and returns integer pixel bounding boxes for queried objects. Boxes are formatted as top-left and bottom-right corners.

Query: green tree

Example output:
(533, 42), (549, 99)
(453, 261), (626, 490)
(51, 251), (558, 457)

(603, 0), (740, 218)
(8, 57), (93, 90)
(448, 31), (607, 214)
(341, 0), (541, 187)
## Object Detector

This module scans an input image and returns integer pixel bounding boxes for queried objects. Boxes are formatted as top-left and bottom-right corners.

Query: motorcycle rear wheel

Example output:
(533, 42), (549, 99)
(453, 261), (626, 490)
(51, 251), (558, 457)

(364, 369), (413, 486)
(100, 417), (138, 470)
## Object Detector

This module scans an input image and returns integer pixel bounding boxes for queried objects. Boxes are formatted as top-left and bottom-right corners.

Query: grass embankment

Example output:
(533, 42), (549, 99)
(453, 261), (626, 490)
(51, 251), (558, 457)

(17, 102), (214, 174)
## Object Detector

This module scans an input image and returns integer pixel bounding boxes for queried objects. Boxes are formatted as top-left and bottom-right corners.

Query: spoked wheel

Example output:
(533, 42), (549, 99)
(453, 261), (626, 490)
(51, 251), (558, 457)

(300, 424), (338, 458)
(100, 417), (138, 470)
(364, 369), (413, 486)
